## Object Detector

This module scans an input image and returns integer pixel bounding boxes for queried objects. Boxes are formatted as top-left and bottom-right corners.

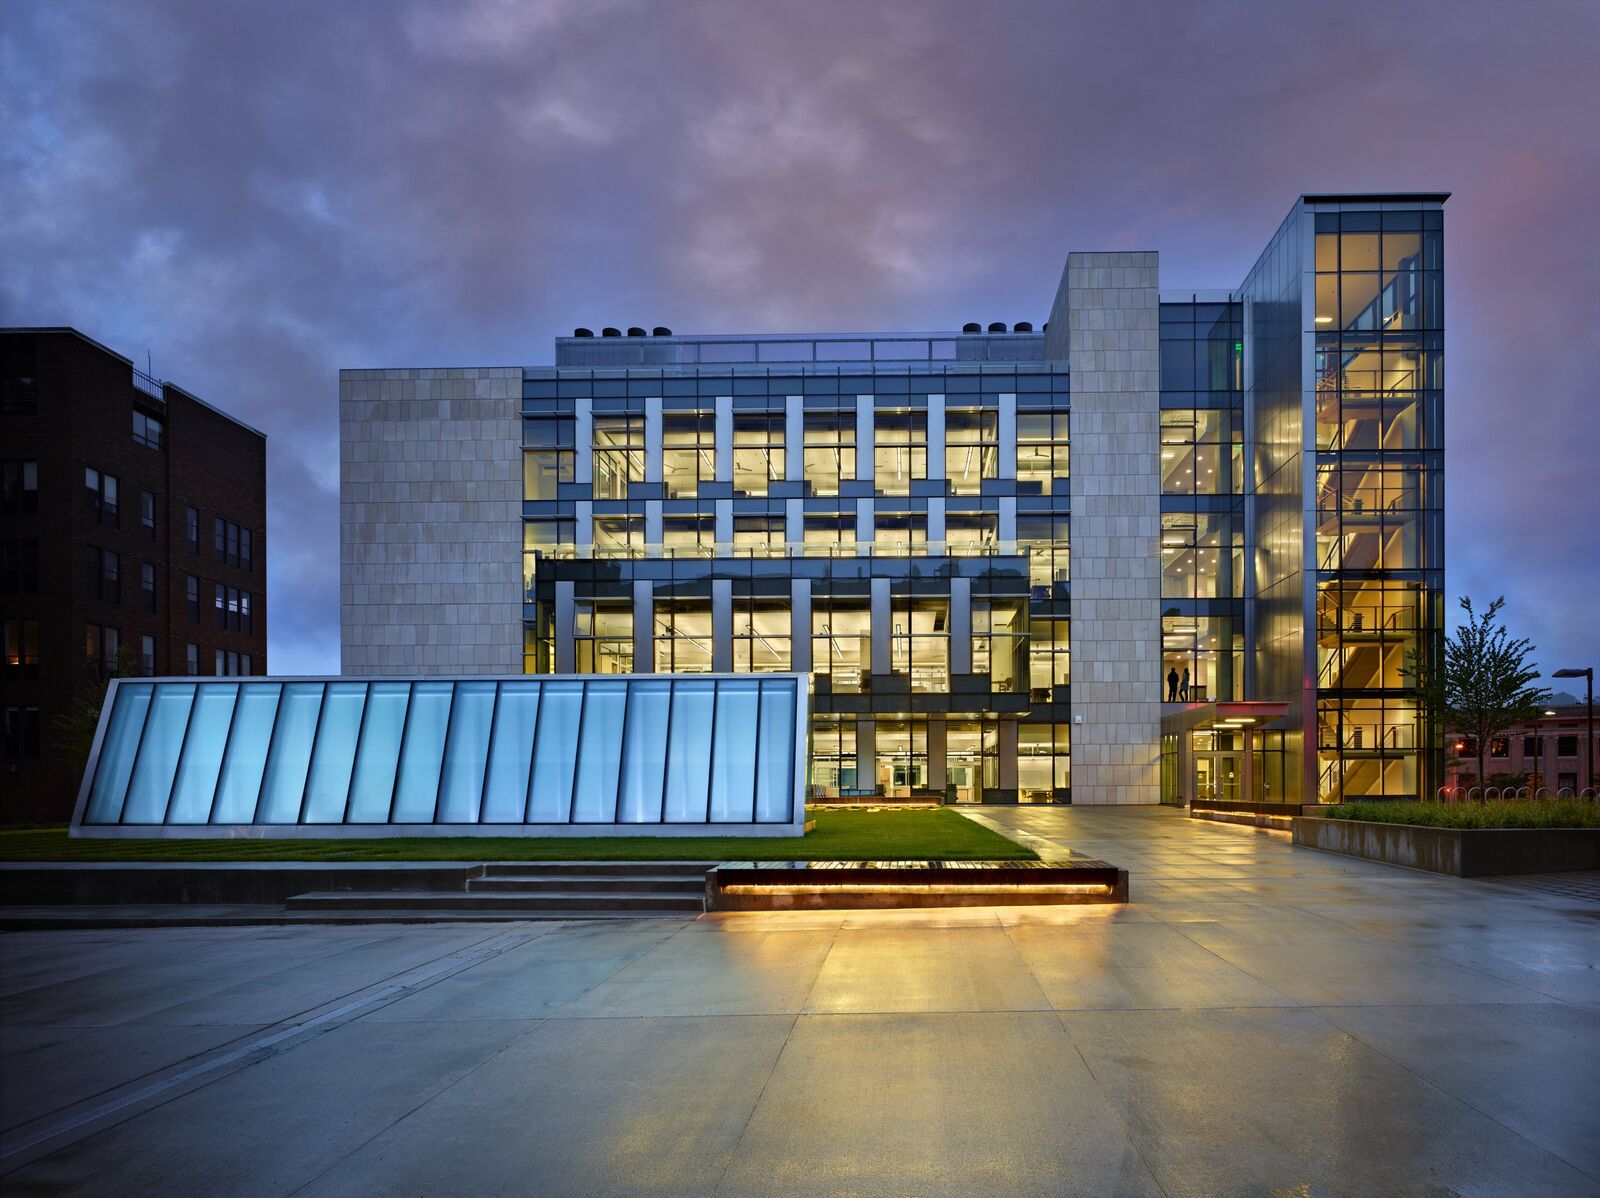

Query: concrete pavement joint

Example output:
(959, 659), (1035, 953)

(0, 923), (550, 1173)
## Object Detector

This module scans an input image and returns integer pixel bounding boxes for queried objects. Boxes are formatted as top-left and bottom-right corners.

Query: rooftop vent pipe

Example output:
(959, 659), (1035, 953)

(627, 326), (647, 337)
(1013, 321), (1033, 333)
(601, 327), (621, 337)
(652, 326), (672, 337)
(962, 322), (982, 334)
(987, 321), (1006, 333)
(573, 327), (594, 337)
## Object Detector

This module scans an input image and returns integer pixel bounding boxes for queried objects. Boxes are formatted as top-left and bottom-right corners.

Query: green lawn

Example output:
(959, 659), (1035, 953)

(0, 807), (1034, 863)
(1323, 800), (1600, 830)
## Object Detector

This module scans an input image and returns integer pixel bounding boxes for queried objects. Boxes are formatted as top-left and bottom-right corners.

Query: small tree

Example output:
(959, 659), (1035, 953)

(52, 647), (137, 773)
(1407, 596), (1550, 798)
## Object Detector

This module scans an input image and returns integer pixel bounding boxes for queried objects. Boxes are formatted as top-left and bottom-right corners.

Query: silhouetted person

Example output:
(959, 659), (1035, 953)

(1166, 667), (1180, 702)
(1180, 666), (1191, 702)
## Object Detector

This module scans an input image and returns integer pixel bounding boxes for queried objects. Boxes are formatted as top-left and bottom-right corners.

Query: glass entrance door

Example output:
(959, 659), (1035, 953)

(1192, 729), (1243, 802)
(1194, 752), (1241, 802)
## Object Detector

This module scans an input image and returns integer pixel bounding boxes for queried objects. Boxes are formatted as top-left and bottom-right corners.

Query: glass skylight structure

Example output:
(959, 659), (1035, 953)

(71, 674), (808, 836)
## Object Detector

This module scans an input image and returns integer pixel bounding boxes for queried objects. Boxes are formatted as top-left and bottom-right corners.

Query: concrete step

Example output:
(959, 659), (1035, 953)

(286, 890), (706, 914)
(478, 861), (716, 878)
(467, 875), (706, 894)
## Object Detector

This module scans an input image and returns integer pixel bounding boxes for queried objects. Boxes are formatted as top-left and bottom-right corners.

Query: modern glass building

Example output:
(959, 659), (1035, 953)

(72, 674), (809, 836)
(340, 192), (1445, 809)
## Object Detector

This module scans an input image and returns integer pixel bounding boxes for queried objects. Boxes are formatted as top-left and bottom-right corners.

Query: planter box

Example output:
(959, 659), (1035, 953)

(1292, 818), (1600, 877)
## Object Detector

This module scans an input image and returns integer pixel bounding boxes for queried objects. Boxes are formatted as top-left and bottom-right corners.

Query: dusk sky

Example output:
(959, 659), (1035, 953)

(3, 0), (1596, 681)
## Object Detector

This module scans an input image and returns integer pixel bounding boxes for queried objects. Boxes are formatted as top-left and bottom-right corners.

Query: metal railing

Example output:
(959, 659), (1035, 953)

(1434, 785), (1599, 802)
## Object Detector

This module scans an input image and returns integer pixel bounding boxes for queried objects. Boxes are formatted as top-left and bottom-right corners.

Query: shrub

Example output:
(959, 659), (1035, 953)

(1324, 800), (1600, 830)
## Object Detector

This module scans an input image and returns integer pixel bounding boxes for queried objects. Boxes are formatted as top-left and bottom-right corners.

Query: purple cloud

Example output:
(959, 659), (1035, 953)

(3, 0), (1595, 674)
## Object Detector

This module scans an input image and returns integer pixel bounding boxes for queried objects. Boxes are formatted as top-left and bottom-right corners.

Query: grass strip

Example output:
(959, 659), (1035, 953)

(0, 807), (1035, 862)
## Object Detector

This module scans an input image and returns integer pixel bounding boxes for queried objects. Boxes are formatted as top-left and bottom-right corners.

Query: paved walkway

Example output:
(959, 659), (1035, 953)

(2, 807), (1597, 1195)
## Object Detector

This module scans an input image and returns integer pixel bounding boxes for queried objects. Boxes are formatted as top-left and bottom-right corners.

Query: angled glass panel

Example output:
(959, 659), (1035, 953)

(437, 682), (496, 822)
(347, 682), (409, 823)
(302, 683), (367, 823)
(123, 683), (196, 824)
(528, 681), (582, 821)
(572, 680), (627, 822)
(392, 681), (453, 822)
(482, 681), (540, 823)
(755, 679), (797, 823)
(212, 682), (281, 824)
(84, 682), (154, 824)
(618, 680), (671, 823)
(663, 679), (715, 822)
(709, 678), (759, 822)
(168, 683), (238, 824)
(257, 683), (324, 823)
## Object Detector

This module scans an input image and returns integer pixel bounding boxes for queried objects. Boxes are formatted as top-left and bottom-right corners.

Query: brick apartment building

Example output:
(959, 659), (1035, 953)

(1, 328), (267, 822)
(1445, 698), (1599, 795)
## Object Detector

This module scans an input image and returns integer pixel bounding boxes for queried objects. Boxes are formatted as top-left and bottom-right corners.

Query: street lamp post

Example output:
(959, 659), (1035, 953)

(1552, 667), (1594, 795)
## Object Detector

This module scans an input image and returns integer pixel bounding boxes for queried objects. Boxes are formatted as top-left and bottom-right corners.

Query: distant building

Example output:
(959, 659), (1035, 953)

(0, 328), (267, 822)
(1445, 697), (1598, 794)
(339, 192), (1447, 809)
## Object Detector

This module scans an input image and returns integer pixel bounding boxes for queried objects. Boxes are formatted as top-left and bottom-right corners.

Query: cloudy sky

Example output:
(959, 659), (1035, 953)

(3, 0), (1597, 680)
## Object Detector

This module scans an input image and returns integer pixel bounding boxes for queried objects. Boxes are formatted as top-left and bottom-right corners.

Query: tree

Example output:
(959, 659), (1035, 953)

(52, 647), (137, 773)
(1407, 596), (1551, 798)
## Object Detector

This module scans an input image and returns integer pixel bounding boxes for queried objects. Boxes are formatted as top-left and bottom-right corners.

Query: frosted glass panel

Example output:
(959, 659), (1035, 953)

(257, 683), (324, 823)
(756, 680), (796, 822)
(709, 679), (759, 822)
(212, 683), (282, 823)
(437, 682), (496, 822)
(663, 680), (715, 821)
(347, 682), (409, 823)
(84, 682), (153, 824)
(482, 682), (539, 823)
(618, 681), (671, 822)
(168, 683), (237, 824)
(302, 683), (367, 823)
(528, 682), (582, 821)
(123, 684), (195, 824)
(392, 682), (453, 821)
(77, 675), (804, 831)
(572, 680), (626, 822)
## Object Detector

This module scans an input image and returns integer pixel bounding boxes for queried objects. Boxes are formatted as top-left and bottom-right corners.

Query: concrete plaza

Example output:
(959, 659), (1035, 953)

(2, 807), (1597, 1196)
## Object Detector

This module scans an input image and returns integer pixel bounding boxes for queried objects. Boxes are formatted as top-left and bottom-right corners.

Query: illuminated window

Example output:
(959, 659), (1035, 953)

(573, 602), (632, 674)
(524, 416), (575, 500)
(662, 411), (715, 498)
(732, 599), (790, 672)
(592, 416), (644, 500)
(1016, 412), (1068, 495)
(803, 411), (855, 495)
(943, 407), (997, 496)
(732, 412), (784, 496)
(812, 604), (870, 692)
(654, 601), (713, 673)
(890, 597), (947, 693)
(873, 410), (926, 495)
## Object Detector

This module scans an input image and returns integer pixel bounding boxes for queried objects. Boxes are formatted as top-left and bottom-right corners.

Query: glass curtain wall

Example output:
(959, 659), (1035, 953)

(1312, 207), (1443, 801)
(1159, 300), (1245, 708)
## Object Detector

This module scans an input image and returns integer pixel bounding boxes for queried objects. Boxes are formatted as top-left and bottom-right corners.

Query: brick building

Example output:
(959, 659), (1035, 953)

(1445, 698), (1599, 795)
(1, 328), (267, 822)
